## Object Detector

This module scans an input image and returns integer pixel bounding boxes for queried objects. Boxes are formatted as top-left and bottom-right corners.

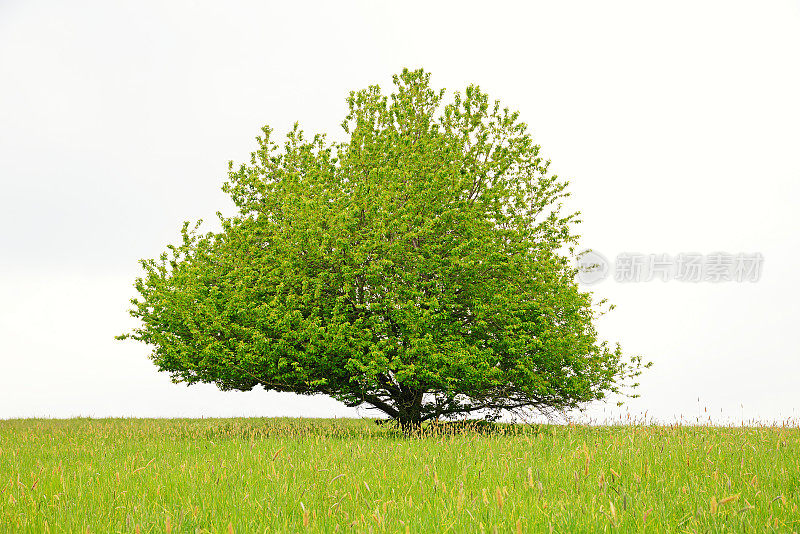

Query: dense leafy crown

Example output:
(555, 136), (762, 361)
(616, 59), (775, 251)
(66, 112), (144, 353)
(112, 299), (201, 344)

(120, 69), (645, 426)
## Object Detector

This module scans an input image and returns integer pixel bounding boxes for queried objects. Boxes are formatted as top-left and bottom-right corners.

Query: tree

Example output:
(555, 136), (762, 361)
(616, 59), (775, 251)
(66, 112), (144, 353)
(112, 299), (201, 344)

(118, 69), (646, 430)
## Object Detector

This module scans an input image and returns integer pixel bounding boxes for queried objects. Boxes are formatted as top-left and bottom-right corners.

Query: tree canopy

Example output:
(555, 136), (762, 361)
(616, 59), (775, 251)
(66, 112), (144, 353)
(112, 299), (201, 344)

(119, 68), (646, 428)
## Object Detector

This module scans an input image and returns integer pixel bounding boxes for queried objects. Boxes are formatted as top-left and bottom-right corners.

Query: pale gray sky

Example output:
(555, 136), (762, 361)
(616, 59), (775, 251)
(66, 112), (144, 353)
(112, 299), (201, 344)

(1, 0), (798, 423)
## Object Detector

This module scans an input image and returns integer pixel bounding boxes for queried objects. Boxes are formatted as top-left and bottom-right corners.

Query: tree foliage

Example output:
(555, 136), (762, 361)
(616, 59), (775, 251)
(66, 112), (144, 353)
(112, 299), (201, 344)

(119, 69), (646, 428)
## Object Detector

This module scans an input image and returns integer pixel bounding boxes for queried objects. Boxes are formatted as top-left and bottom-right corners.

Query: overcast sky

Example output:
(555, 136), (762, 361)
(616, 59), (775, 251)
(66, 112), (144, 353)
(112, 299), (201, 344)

(1, 0), (798, 423)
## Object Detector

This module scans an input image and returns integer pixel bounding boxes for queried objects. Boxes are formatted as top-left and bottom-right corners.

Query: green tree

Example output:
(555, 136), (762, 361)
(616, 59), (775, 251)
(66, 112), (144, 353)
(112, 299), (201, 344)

(119, 69), (646, 429)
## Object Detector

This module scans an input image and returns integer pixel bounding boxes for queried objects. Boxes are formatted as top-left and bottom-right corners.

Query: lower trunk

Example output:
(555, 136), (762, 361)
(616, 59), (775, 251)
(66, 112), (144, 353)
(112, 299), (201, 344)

(396, 415), (423, 433)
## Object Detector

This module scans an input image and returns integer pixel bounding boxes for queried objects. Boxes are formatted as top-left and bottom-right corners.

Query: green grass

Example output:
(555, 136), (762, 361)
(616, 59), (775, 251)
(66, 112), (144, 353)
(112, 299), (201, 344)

(1, 418), (799, 533)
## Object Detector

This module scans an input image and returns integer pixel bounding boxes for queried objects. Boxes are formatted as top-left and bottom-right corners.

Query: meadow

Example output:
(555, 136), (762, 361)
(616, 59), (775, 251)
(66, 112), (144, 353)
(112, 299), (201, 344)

(0, 418), (798, 533)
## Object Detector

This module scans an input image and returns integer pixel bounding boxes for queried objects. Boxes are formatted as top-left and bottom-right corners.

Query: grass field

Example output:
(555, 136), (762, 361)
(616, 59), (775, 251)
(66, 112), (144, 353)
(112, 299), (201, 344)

(1, 418), (799, 533)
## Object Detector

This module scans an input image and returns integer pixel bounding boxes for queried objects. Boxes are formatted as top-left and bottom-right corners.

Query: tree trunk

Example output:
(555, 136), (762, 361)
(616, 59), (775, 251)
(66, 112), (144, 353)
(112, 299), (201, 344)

(396, 388), (425, 434)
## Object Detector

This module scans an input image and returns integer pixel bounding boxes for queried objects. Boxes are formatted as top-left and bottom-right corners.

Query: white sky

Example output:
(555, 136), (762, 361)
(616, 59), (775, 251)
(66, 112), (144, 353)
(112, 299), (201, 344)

(1, 0), (798, 424)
